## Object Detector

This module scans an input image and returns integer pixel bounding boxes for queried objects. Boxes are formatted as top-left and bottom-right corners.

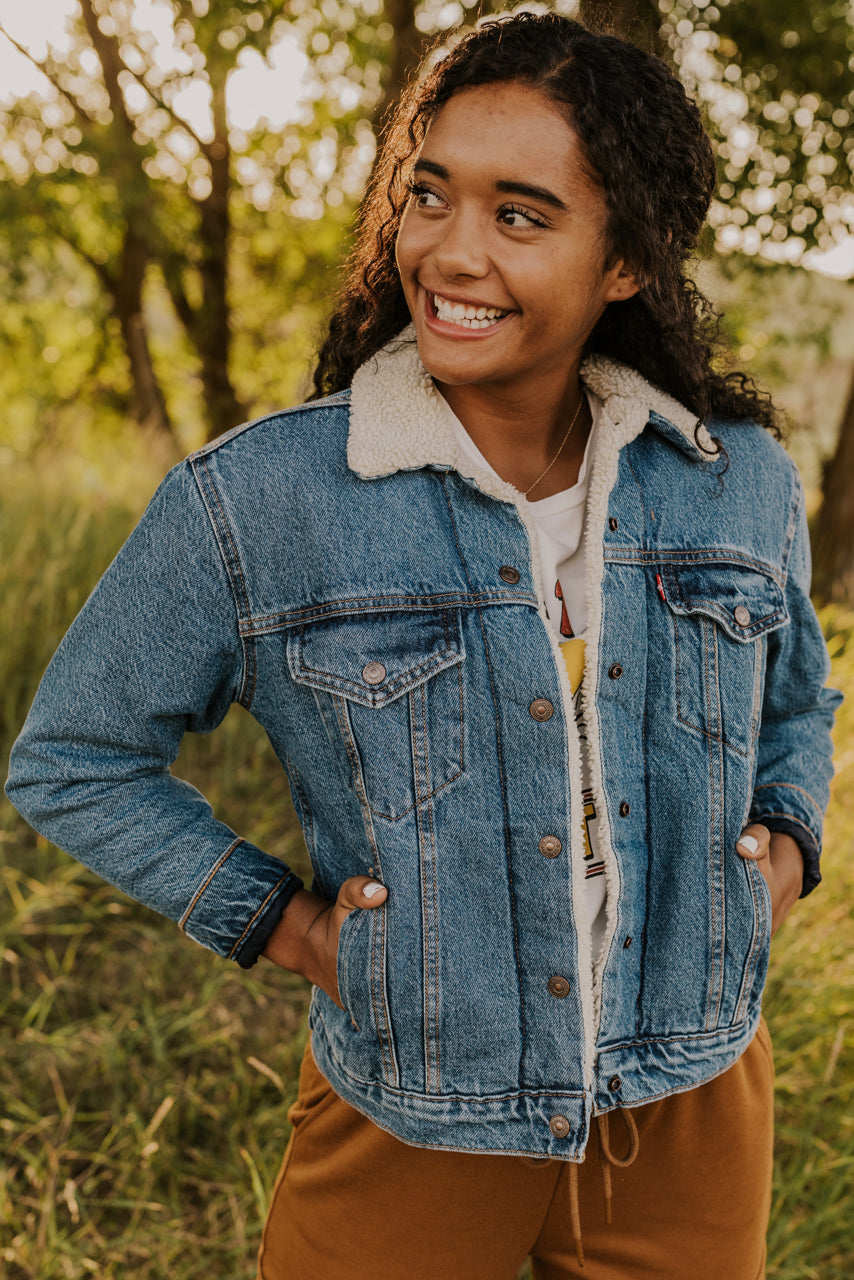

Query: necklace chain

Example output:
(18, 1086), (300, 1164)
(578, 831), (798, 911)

(523, 392), (585, 498)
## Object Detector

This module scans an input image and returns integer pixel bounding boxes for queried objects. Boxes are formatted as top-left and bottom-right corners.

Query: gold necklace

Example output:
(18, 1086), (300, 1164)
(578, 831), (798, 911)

(524, 391), (585, 498)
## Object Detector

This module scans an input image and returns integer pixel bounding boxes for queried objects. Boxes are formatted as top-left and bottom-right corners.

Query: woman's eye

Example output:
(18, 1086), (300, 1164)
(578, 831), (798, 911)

(499, 205), (548, 230)
(407, 180), (445, 209)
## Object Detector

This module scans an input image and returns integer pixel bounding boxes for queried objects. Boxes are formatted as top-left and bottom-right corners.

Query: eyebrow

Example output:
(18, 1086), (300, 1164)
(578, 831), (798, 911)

(413, 158), (569, 213)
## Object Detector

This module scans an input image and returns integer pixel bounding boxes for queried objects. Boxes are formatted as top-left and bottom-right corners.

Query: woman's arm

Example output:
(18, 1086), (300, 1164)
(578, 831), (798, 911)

(747, 474), (842, 899)
(5, 462), (301, 968)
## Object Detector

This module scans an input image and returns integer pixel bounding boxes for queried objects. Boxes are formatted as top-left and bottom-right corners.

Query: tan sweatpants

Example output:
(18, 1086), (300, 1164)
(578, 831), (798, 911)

(258, 1020), (774, 1280)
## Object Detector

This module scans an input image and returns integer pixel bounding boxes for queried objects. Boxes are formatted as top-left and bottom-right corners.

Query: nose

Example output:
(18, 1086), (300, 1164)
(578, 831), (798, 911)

(432, 210), (489, 280)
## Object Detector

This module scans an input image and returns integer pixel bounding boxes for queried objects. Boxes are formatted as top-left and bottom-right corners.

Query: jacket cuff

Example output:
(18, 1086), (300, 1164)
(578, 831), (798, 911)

(231, 872), (305, 969)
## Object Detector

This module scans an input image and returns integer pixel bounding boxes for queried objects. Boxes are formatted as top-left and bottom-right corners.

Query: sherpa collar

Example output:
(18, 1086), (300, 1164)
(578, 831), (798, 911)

(347, 325), (718, 494)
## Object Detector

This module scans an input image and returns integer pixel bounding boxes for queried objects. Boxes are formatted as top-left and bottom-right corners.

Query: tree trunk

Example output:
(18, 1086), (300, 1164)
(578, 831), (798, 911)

(114, 229), (173, 438)
(80, 0), (174, 440)
(812, 365), (854, 605)
(374, 0), (424, 135)
(197, 79), (246, 443)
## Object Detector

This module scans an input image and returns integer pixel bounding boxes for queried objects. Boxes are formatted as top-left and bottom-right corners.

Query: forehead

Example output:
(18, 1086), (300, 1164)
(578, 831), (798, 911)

(420, 82), (595, 193)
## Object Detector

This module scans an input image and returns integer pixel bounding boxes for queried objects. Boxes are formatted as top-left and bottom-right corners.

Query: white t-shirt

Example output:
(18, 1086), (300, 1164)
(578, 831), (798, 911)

(443, 393), (607, 960)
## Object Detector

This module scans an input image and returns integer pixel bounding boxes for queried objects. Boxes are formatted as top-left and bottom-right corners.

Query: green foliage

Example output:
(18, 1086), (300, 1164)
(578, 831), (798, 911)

(695, 256), (853, 489)
(661, 0), (854, 263)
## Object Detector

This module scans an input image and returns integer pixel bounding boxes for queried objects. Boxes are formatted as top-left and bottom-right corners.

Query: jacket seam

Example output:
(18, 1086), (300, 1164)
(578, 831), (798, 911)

(751, 781), (824, 825)
(607, 547), (785, 584)
(180, 837), (242, 930)
(227, 872), (294, 959)
(190, 455), (256, 708)
(439, 474), (529, 1079)
(749, 810), (818, 841)
(778, 461), (802, 586)
(600, 1018), (755, 1054)
(239, 591), (536, 634)
(188, 393), (352, 460)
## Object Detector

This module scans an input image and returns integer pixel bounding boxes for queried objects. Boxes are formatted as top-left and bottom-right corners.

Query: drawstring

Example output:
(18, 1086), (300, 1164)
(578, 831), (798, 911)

(597, 1108), (639, 1225)
(568, 1161), (584, 1268)
(568, 1108), (640, 1267)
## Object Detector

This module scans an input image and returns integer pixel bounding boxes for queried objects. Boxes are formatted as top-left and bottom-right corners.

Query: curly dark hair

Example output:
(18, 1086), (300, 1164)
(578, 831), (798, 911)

(311, 10), (778, 435)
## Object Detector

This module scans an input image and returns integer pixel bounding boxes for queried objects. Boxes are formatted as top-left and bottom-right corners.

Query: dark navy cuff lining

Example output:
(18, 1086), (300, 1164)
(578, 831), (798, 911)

(232, 872), (304, 968)
(757, 816), (821, 897)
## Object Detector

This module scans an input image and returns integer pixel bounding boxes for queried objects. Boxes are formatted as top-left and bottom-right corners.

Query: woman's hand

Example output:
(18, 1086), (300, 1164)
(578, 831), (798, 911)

(262, 878), (388, 1007)
(736, 824), (804, 935)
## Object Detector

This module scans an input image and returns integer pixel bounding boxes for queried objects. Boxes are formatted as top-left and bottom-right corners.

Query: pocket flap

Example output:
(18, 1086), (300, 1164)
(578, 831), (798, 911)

(660, 562), (788, 643)
(287, 609), (464, 707)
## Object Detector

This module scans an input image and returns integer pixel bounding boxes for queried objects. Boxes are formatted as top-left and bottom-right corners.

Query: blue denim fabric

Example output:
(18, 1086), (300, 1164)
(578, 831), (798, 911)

(6, 367), (840, 1161)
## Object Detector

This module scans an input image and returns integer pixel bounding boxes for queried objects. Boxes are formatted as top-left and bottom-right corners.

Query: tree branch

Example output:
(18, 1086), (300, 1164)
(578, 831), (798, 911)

(78, 0), (136, 142)
(112, 60), (209, 156)
(0, 25), (98, 124)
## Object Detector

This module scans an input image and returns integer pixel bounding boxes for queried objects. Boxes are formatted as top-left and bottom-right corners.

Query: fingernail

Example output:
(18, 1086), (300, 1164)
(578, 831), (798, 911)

(737, 835), (759, 854)
(363, 882), (384, 899)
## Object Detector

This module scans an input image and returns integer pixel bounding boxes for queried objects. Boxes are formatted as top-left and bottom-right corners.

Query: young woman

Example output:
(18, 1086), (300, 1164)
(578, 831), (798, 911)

(7, 12), (840, 1278)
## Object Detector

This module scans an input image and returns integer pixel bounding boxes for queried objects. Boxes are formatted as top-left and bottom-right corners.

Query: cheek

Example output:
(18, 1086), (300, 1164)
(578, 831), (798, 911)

(395, 211), (423, 282)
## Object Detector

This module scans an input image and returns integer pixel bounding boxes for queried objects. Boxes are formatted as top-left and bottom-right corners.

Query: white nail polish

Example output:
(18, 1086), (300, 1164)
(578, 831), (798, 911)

(738, 835), (759, 854)
(363, 882), (384, 899)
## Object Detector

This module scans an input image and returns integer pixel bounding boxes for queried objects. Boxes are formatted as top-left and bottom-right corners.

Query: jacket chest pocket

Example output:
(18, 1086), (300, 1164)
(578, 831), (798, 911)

(660, 561), (788, 758)
(287, 609), (466, 821)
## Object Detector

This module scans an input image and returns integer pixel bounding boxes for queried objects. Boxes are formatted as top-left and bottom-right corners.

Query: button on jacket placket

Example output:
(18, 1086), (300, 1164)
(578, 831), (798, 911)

(485, 420), (643, 1110)
(511, 490), (601, 1100)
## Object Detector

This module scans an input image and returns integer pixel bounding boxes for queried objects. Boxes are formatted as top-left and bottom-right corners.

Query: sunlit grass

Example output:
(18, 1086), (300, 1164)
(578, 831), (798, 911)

(1, 463), (852, 1279)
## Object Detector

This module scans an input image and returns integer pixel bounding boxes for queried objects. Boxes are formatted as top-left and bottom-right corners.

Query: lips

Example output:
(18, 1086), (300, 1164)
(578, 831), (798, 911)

(429, 291), (512, 329)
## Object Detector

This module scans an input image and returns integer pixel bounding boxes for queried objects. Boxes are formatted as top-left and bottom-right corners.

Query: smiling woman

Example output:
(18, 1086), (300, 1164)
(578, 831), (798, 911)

(4, 10), (841, 1280)
(394, 82), (638, 495)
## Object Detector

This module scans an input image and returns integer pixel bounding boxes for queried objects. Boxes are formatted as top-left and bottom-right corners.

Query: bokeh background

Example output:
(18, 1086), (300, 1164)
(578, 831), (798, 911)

(1, 2), (852, 1276)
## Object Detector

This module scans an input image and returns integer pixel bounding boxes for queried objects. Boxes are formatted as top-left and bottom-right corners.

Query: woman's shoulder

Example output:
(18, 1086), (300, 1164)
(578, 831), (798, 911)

(707, 414), (801, 487)
(188, 389), (353, 468)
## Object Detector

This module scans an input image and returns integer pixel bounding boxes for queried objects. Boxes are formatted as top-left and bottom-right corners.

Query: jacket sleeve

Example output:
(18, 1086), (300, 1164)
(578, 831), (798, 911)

(4, 461), (302, 966)
(749, 472), (842, 895)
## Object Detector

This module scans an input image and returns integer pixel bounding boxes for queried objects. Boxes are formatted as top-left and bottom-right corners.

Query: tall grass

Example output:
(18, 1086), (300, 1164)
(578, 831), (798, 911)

(1, 461), (852, 1279)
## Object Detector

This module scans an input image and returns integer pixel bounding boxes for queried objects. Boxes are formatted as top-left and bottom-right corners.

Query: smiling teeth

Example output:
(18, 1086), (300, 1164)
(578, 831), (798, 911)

(433, 295), (509, 328)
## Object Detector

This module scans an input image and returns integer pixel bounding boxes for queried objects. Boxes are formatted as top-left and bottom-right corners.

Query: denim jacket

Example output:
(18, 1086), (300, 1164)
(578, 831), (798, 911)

(6, 332), (840, 1161)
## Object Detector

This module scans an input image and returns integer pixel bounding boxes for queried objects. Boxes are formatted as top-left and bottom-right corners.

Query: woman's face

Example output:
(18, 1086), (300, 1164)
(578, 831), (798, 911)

(395, 82), (638, 406)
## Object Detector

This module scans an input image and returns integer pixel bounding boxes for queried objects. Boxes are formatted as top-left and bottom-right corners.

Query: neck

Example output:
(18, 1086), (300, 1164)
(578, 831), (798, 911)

(436, 372), (590, 497)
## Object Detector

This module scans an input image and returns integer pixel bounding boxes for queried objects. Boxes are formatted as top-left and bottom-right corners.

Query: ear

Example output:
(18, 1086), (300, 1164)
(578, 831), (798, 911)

(603, 259), (641, 304)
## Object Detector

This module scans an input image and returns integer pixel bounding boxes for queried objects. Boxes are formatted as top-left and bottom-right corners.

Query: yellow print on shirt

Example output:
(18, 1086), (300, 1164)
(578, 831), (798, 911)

(559, 636), (602, 873)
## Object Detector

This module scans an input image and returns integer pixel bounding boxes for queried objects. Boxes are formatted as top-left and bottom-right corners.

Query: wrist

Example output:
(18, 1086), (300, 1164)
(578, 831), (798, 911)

(769, 832), (804, 912)
(262, 887), (330, 981)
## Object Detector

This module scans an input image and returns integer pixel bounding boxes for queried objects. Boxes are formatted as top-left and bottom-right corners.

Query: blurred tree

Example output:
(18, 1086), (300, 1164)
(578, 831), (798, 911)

(0, 0), (494, 445)
(579, 0), (854, 602)
(659, 0), (854, 600)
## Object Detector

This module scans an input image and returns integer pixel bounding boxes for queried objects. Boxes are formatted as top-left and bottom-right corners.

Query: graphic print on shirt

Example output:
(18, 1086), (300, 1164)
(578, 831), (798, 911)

(557, 581), (604, 884)
(554, 580), (574, 638)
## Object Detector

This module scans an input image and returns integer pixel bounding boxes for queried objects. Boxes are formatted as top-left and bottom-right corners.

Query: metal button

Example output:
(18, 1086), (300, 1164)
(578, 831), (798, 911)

(499, 565), (521, 584)
(530, 699), (554, 722)
(547, 975), (570, 999)
(619, 800), (631, 817)
(362, 661), (387, 685)
(623, 936), (633, 949)
(549, 1115), (571, 1138)
(734, 605), (751, 627)
(608, 664), (623, 680)
(608, 517), (619, 532)
(608, 1075), (622, 1093)
(539, 835), (562, 858)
